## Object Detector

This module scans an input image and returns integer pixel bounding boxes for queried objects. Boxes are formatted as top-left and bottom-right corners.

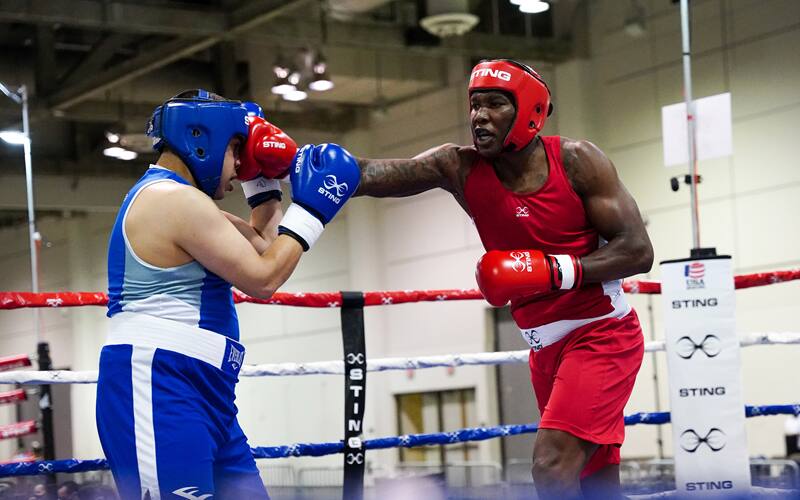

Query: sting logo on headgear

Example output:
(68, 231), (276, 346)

(680, 428), (726, 453)
(146, 89), (250, 197)
(468, 59), (553, 151)
(676, 334), (722, 359)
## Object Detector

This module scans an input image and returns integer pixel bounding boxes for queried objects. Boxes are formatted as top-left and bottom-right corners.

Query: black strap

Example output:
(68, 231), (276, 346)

(246, 189), (282, 209)
(277, 226), (309, 251)
(37, 342), (56, 484)
(340, 291), (366, 500)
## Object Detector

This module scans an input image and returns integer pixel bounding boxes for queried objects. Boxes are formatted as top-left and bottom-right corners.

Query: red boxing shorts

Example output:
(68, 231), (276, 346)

(529, 309), (644, 478)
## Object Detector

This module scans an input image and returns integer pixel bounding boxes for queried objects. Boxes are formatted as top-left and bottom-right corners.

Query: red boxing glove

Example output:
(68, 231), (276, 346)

(475, 250), (583, 307)
(239, 116), (298, 181)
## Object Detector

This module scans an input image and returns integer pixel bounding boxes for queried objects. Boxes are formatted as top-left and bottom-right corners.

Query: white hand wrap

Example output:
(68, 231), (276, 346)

(553, 254), (577, 290)
(241, 177), (281, 199)
(279, 203), (324, 250)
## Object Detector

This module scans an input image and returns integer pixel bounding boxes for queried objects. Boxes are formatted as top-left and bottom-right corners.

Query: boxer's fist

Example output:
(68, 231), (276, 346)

(278, 143), (361, 250)
(239, 116), (298, 181)
(475, 250), (583, 306)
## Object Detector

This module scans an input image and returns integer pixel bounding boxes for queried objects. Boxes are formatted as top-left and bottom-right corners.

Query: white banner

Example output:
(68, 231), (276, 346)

(662, 92), (733, 167)
(661, 257), (750, 496)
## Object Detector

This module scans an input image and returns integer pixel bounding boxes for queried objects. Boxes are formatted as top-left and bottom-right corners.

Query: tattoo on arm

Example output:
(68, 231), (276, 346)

(356, 157), (445, 197)
(356, 145), (466, 198)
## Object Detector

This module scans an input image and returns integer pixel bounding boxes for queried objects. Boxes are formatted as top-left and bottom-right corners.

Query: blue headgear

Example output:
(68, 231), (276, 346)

(146, 89), (250, 196)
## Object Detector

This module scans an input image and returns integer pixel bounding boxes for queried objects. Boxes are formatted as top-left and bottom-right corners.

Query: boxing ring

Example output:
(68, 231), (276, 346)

(0, 269), (798, 497)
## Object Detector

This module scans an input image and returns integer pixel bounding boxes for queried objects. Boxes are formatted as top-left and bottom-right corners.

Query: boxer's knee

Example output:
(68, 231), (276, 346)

(531, 429), (596, 497)
(531, 446), (583, 487)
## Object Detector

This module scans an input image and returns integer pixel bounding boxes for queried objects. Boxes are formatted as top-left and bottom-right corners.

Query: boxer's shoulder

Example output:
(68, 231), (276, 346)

(560, 137), (614, 197)
(437, 143), (477, 180)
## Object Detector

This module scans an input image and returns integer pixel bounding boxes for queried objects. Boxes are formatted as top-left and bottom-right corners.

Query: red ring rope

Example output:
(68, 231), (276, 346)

(0, 354), (32, 371)
(0, 389), (27, 405)
(0, 421), (37, 440)
(0, 269), (797, 310)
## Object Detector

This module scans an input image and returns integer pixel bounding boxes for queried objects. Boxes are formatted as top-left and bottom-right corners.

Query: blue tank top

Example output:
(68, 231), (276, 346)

(107, 167), (239, 340)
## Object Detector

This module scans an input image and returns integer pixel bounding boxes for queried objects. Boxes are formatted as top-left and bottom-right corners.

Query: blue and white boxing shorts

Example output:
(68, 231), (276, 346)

(96, 312), (268, 500)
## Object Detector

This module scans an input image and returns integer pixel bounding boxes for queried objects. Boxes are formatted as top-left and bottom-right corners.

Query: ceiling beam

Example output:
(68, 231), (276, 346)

(2, 0), (572, 61)
(47, 99), (359, 133)
(0, 0), (227, 36)
(47, 0), (313, 110)
(59, 33), (133, 87)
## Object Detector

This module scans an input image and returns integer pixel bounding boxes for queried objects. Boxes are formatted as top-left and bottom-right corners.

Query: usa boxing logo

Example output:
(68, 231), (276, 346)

(684, 261), (706, 289)
(676, 334), (722, 359)
(680, 428), (726, 453)
(509, 251), (533, 273)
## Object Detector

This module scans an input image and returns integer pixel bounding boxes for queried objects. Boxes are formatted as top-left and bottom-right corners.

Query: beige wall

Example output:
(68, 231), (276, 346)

(0, 0), (798, 474)
(578, 0), (800, 458)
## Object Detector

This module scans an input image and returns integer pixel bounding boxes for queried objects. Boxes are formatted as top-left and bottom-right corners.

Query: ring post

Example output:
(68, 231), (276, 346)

(340, 291), (366, 500)
(660, 256), (750, 495)
(36, 342), (55, 483)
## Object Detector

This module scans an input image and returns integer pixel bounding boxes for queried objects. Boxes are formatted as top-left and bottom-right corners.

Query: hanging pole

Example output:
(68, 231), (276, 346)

(20, 86), (41, 344)
(680, 0), (700, 250)
(0, 83), (40, 343)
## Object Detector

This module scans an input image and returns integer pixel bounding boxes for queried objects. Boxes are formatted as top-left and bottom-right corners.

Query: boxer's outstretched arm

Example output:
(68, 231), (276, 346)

(356, 143), (469, 197)
(564, 139), (654, 282)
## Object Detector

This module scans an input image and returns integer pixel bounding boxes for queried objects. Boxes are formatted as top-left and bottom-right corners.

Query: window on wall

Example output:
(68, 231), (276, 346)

(395, 388), (477, 464)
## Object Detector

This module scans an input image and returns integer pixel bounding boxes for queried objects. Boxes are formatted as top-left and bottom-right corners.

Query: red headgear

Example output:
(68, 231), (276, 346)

(468, 59), (553, 151)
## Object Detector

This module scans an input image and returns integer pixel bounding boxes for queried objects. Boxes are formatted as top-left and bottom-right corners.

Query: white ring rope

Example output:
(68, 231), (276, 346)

(1, 332), (798, 385)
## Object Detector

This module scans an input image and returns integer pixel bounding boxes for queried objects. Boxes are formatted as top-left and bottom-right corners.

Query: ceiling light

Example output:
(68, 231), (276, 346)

(103, 146), (138, 161)
(103, 146), (125, 158)
(0, 130), (29, 145)
(288, 71), (301, 86)
(623, 0), (647, 38)
(309, 78), (334, 92)
(116, 150), (138, 161)
(308, 51), (333, 91)
(271, 76), (296, 95)
(518, 0), (550, 14)
(105, 131), (120, 144)
(283, 89), (308, 102)
(273, 54), (290, 80)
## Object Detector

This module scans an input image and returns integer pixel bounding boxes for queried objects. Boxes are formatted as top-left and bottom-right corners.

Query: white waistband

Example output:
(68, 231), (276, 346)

(518, 288), (631, 352)
(107, 312), (244, 371)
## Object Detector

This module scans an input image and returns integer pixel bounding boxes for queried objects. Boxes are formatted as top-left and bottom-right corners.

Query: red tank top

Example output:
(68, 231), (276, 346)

(464, 136), (622, 329)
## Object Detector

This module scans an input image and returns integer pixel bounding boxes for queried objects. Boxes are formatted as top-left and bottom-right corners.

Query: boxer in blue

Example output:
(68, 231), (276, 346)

(97, 89), (361, 499)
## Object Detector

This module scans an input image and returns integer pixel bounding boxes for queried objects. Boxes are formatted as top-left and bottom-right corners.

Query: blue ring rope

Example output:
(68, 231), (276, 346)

(2, 404), (797, 477)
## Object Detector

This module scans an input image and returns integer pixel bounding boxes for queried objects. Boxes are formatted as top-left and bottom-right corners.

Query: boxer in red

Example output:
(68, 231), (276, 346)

(355, 59), (653, 499)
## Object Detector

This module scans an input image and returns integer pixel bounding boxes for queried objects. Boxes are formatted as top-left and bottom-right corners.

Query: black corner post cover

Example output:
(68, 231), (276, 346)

(36, 342), (55, 483)
(340, 291), (366, 500)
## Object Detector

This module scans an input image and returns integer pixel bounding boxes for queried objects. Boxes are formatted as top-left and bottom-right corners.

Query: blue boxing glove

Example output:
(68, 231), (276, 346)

(243, 101), (264, 119)
(278, 143), (361, 250)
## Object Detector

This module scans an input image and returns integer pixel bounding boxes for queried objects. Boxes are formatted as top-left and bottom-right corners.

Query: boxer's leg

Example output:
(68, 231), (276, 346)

(532, 428), (598, 500)
(529, 312), (644, 499)
(214, 418), (270, 499)
(97, 346), (221, 500)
